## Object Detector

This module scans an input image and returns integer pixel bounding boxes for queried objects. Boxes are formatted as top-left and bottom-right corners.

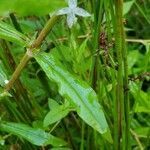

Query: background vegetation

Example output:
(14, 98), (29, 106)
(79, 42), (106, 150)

(0, 0), (149, 149)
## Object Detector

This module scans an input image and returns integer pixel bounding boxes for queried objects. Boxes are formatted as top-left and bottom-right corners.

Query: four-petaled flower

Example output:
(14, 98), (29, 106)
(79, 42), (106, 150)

(57, 0), (91, 28)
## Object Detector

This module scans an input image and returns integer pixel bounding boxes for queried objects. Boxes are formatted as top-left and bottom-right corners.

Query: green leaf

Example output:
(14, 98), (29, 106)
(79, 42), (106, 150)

(48, 98), (60, 110)
(0, 121), (66, 146)
(128, 50), (139, 69)
(130, 82), (150, 113)
(0, 21), (29, 45)
(0, 61), (7, 87)
(123, 0), (135, 15)
(35, 52), (109, 135)
(128, 50), (140, 74)
(76, 39), (88, 63)
(44, 101), (71, 127)
(134, 127), (150, 138)
(0, 0), (66, 16)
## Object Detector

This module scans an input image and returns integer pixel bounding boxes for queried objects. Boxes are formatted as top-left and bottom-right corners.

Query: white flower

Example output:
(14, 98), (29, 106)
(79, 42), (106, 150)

(57, 0), (91, 28)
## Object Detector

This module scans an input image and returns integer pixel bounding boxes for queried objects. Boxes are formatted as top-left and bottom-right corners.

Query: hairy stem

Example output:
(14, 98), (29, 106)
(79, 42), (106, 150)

(4, 15), (60, 92)
(114, 0), (125, 149)
(121, 15), (130, 150)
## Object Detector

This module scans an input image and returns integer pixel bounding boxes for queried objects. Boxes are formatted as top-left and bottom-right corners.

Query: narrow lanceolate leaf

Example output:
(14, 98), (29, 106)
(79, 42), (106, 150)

(35, 52), (109, 134)
(0, 21), (29, 45)
(0, 122), (66, 146)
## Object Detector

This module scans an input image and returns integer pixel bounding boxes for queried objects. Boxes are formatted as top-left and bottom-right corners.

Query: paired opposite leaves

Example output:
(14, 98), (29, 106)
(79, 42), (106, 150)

(0, 121), (66, 146)
(35, 52), (109, 135)
(0, 21), (29, 45)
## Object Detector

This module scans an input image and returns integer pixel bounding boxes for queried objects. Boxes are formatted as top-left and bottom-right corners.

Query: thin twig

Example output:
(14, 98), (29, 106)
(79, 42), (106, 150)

(53, 33), (150, 46)
(130, 129), (144, 150)
(126, 39), (150, 45)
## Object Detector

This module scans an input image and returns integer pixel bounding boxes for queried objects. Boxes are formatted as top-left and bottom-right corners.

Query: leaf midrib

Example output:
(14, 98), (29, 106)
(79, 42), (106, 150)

(38, 54), (104, 132)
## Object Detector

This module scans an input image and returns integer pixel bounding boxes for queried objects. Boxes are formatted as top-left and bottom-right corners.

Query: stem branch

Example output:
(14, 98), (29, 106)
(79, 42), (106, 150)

(4, 15), (60, 92)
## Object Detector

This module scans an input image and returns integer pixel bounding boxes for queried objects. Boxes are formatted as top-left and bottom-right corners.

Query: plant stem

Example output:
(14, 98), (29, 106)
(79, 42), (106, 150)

(90, 0), (104, 85)
(130, 129), (144, 150)
(4, 15), (60, 92)
(126, 39), (150, 45)
(4, 53), (30, 91)
(80, 121), (85, 150)
(0, 40), (33, 121)
(121, 14), (130, 150)
(29, 15), (60, 49)
(114, 0), (125, 149)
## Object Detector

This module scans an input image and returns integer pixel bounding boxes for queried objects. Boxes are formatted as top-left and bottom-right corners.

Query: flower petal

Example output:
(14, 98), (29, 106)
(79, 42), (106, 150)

(56, 7), (71, 15)
(75, 7), (91, 17)
(68, 0), (77, 9)
(67, 12), (76, 28)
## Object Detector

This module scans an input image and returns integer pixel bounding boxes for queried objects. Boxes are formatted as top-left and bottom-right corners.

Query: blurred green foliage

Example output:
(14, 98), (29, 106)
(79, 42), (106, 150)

(0, 0), (150, 149)
(0, 0), (66, 16)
